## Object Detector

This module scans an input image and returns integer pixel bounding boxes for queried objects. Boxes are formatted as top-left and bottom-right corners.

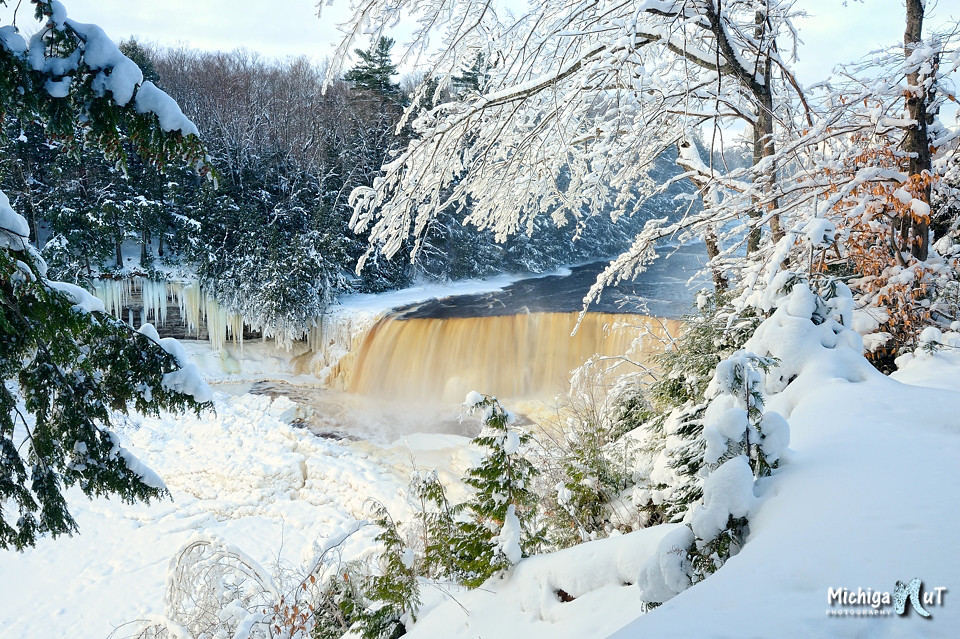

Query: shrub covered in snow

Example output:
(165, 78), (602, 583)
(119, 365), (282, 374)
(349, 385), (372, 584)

(638, 274), (877, 606)
(634, 294), (760, 526)
(532, 367), (648, 550)
(350, 501), (422, 639)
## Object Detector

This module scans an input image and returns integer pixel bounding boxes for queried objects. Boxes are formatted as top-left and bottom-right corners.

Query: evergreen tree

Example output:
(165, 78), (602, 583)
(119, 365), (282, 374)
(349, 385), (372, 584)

(636, 294), (760, 525)
(0, 115), (56, 245)
(409, 469), (458, 579)
(1, 0), (209, 550)
(453, 394), (542, 587)
(118, 38), (160, 86)
(344, 37), (401, 101)
(450, 53), (489, 96)
(340, 36), (414, 291)
(356, 501), (420, 639)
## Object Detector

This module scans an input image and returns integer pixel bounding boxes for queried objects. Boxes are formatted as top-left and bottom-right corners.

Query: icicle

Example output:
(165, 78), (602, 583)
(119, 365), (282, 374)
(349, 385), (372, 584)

(88, 277), (249, 351)
(91, 277), (133, 319)
(229, 313), (244, 350)
(177, 282), (204, 337)
(206, 294), (226, 351)
(141, 279), (168, 326)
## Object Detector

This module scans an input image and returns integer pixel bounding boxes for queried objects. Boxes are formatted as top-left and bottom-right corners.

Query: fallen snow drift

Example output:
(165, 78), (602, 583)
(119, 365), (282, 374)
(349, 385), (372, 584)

(609, 356), (960, 637)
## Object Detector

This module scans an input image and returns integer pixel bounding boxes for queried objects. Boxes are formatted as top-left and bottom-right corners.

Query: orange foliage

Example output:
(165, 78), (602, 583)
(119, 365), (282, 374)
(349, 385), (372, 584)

(817, 135), (939, 351)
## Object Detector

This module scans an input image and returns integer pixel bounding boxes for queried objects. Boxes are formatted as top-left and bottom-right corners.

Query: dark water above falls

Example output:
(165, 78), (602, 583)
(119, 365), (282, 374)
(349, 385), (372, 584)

(394, 243), (708, 320)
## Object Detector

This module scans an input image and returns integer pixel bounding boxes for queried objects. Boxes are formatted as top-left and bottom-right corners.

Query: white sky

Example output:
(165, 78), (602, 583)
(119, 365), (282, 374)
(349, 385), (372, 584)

(0, 0), (956, 125)
(1, 0), (955, 84)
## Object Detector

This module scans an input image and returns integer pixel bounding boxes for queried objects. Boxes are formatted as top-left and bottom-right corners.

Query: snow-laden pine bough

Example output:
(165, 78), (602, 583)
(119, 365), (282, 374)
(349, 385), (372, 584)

(1, 0), (214, 551)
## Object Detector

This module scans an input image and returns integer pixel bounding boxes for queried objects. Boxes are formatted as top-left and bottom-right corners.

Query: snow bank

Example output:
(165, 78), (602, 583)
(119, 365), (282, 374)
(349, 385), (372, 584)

(407, 524), (681, 639)
(614, 360), (960, 636)
(0, 389), (440, 638)
(610, 289), (960, 636)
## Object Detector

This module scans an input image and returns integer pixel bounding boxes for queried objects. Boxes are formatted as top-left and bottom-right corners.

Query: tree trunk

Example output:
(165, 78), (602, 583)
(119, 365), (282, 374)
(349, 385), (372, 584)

(748, 8), (782, 254)
(904, 0), (931, 261)
(13, 163), (40, 246)
(704, 225), (728, 292)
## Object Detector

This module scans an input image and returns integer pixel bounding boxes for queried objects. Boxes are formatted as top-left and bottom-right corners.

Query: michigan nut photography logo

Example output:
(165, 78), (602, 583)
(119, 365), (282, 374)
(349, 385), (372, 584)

(827, 579), (947, 618)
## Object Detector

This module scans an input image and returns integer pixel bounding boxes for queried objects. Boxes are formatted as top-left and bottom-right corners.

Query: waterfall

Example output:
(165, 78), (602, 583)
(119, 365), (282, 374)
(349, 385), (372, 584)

(334, 312), (682, 402)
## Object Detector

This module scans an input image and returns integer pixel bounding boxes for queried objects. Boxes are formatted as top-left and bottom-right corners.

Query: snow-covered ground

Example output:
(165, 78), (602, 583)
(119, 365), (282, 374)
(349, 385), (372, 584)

(0, 384), (480, 638)
(3, 322), (960, 638)
(397, 341), (960, 638)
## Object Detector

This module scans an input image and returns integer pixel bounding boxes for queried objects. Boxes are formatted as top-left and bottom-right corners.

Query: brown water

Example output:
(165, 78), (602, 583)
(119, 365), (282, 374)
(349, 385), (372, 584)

(330, 312), (681, 403)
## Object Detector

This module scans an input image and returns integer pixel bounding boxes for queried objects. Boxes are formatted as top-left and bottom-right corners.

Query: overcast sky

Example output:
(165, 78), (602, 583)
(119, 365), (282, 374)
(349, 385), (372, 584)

(1, 0), (954, 86)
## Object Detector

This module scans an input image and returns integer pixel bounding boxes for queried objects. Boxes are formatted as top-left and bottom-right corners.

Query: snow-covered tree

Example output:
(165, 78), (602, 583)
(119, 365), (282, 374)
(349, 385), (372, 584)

(409, 469), (458, 579)
(355, 501), (421, 639)
(325, 0), (809, 287)
(633, 294), (759, 525)
(454, 393), (542, 587)
(1, 0), (210, 550)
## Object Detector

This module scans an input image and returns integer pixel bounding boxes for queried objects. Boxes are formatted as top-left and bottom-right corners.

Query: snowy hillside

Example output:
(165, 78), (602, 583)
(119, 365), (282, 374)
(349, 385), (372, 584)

(2, 330), (959, 637)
